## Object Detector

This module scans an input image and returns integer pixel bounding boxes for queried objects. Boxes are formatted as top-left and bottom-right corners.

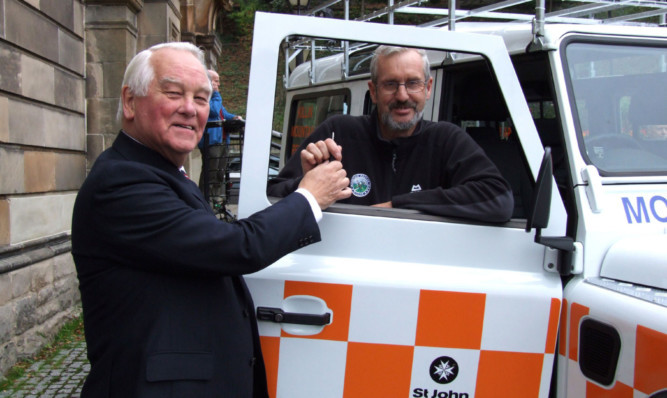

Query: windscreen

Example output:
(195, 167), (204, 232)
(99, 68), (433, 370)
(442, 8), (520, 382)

(565, 41), (667, 175)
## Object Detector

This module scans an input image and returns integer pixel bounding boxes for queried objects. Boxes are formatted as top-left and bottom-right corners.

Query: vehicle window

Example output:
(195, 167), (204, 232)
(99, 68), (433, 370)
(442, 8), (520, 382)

(528, 100), (556, 120)
(510, 52), (576, 232)
(286, 92), (350, 160)
(564, 41), (667, 175)
(268, 36), (522, 226)
(441, 60), (533, 219)
(349, 47), (374, 77)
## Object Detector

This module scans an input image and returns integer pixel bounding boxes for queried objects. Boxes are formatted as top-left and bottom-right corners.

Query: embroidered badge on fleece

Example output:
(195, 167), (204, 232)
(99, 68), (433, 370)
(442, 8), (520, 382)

(350, 173), (371, 197)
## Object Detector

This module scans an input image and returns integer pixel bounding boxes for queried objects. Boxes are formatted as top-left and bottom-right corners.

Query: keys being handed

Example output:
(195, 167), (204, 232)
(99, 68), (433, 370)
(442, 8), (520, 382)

(300, 138), (342, 174)
(299, 160), (351, 210)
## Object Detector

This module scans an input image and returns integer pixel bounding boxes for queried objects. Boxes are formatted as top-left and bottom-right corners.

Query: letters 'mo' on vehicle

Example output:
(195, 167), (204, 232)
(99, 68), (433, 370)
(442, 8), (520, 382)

(238, 4), (667, 397)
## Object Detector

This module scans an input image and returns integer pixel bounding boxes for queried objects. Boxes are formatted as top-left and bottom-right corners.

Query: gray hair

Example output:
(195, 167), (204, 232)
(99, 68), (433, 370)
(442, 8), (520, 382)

(117, 42), (211, 121)
(370, 46), (431, 84)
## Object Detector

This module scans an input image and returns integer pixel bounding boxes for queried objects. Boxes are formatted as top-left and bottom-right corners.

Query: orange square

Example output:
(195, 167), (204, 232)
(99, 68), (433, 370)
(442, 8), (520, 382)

(260, 336), (280, 398)
(559, 299), (568, 357)
(634, 325), (667, 394)
(283, 281), (353, 341)
(545, 298), (561, 354)
(343, 342), (414, 397)
(476, 350), (544, 398)
(586, 380), (633, 398)
(415, 290), (485, 349)
(568, 302), (589, 361)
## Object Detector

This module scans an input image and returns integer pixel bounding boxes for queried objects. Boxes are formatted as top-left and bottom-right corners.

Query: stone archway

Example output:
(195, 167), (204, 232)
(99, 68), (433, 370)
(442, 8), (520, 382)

(181, 0), (234, 68)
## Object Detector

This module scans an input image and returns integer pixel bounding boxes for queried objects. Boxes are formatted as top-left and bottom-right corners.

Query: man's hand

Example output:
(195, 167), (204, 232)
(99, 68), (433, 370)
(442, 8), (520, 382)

(299, 160), (351, 210)
(300, 139), (342, 174)
(372, 201), (393, 208)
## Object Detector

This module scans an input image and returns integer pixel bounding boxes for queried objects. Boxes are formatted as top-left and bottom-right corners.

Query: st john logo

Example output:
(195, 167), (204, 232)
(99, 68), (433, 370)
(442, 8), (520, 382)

(429, 356), (459, 384)
(412, 356), (468, 397)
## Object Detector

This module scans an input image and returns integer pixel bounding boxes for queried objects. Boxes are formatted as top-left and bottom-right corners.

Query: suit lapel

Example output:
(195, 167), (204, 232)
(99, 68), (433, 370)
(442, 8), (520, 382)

(112, 131), (214, 213)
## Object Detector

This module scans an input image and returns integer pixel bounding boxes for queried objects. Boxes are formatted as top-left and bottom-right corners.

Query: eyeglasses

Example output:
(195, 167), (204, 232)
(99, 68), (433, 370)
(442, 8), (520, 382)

(378, 80), (427, 95)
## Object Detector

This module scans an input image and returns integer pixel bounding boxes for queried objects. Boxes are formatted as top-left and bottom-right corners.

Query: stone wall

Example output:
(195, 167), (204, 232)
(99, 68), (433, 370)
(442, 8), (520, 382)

(0, 241), (80, 375)
(0, 0), (85, 245)
(0, 0), (86, 376)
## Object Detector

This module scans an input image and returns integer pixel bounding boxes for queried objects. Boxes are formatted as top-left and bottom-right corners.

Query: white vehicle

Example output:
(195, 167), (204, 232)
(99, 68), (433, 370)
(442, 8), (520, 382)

(239, 3), (667, 397)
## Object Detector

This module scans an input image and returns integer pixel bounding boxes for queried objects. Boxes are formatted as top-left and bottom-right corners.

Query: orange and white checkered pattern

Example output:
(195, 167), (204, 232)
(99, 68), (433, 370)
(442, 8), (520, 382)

(251, 280), (561, 398)
(559, 299), (667, 398)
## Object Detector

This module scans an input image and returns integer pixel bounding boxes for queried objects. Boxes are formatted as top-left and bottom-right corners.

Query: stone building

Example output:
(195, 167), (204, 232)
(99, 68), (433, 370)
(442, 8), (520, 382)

(1, 0), (227, 376)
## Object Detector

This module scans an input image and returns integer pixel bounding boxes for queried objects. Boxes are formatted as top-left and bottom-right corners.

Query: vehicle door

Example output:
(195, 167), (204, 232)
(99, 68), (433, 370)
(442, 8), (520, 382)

(241, 12), (567, 398)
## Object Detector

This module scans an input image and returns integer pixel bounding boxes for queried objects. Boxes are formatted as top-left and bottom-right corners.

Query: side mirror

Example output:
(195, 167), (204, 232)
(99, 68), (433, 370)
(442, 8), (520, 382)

(526, 147), (553, 232)
(525, 147), (575, 275)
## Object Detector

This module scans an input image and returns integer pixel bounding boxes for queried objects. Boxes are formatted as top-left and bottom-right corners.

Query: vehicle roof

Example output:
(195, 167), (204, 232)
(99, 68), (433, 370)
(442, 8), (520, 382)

(451, 22), (667, 53)
(287, 21), (667, 88)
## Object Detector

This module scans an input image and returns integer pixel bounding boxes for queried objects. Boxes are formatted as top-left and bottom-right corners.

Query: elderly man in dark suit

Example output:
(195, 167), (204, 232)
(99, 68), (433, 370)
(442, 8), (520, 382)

(71, 42), (351, 397)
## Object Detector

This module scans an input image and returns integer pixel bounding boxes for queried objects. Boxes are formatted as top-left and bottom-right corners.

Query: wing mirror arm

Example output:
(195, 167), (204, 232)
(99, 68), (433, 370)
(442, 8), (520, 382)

(526, 147), (575, 275)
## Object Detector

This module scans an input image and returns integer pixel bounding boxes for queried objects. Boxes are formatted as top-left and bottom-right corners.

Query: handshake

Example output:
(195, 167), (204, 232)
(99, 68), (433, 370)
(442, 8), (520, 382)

(297, 137), (352, 210)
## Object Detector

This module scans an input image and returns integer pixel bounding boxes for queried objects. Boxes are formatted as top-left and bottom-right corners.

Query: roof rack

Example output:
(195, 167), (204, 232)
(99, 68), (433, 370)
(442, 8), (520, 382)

(307, 0), (667, 26)
(284, 0), (667, 87)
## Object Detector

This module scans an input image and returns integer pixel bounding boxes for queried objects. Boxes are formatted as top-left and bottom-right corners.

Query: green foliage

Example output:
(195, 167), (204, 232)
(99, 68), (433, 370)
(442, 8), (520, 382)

(222, 0), (256, 39)
(217, 0), (289, 122)
(269, 0), (291, 14)
(0, 366), (28, 391)
(217, 36), (251, 117)
(224, 0), (288, 39)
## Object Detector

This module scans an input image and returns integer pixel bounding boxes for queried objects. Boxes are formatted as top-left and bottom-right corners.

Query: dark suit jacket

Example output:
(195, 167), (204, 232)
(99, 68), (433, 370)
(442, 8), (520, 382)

(72, 132), (320, 397)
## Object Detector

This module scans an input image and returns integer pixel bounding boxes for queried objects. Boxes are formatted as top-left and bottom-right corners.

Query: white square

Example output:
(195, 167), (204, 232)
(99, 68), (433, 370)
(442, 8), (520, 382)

(566, 358), (587, 397)
(539, 353), (556, 398)
(276, 338), (347, 398)
(245, 276), (284, 337)
(348, 285), (420, 345)
(481, 293), (551, 353)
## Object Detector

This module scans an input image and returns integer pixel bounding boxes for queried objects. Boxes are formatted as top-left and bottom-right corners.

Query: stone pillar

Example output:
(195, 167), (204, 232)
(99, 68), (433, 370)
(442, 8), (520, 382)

(196, 33), (221, 69)
(137, 0), (181, 50)
(180, 0), (197, 38)
(84, 0), (143, 170)
(180, 0), (222, 68)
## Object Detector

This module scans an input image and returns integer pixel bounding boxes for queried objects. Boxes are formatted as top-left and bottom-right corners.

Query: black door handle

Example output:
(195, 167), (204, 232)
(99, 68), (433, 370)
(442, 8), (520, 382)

(256, 307), (331, 326)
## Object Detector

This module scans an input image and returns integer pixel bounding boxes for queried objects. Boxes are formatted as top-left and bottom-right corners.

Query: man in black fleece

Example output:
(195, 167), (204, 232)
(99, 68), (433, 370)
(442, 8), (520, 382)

(268, 45), (513, 223)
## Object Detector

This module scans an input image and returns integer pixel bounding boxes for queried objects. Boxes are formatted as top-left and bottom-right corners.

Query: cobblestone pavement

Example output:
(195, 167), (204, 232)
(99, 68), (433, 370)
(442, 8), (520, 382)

(0, 341), (88, 398)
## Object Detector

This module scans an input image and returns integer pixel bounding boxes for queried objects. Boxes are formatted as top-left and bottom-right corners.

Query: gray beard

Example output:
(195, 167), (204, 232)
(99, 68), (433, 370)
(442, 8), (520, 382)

(381, 109), (423, 133)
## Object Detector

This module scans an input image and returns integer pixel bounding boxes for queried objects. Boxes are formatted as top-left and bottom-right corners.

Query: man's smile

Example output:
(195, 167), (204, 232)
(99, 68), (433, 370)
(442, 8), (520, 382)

(173, 123), (196, 131)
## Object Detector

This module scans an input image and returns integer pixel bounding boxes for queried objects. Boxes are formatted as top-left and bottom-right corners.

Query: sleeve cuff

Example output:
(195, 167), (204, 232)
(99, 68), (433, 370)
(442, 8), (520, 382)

(295, 188), (323, 222)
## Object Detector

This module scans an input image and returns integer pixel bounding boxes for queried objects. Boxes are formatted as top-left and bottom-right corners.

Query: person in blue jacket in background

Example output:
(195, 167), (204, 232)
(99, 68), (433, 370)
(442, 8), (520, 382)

(198, 69), (243, 200)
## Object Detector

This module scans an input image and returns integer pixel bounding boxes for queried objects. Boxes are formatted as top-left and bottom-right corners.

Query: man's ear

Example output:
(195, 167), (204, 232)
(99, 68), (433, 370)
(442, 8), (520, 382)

(367, 80), (378, 105)
(425, 76), (434, 100)
(121, 86), (136, 120)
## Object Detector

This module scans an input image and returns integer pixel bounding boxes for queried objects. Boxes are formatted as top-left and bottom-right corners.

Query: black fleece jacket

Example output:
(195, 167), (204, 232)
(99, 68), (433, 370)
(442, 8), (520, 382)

(268, 111), (514, 222)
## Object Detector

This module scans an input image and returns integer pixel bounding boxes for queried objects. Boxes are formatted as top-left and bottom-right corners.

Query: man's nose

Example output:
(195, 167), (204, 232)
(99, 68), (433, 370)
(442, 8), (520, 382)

(394, 84), (410, 100)
(180, 96), (198, 117)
